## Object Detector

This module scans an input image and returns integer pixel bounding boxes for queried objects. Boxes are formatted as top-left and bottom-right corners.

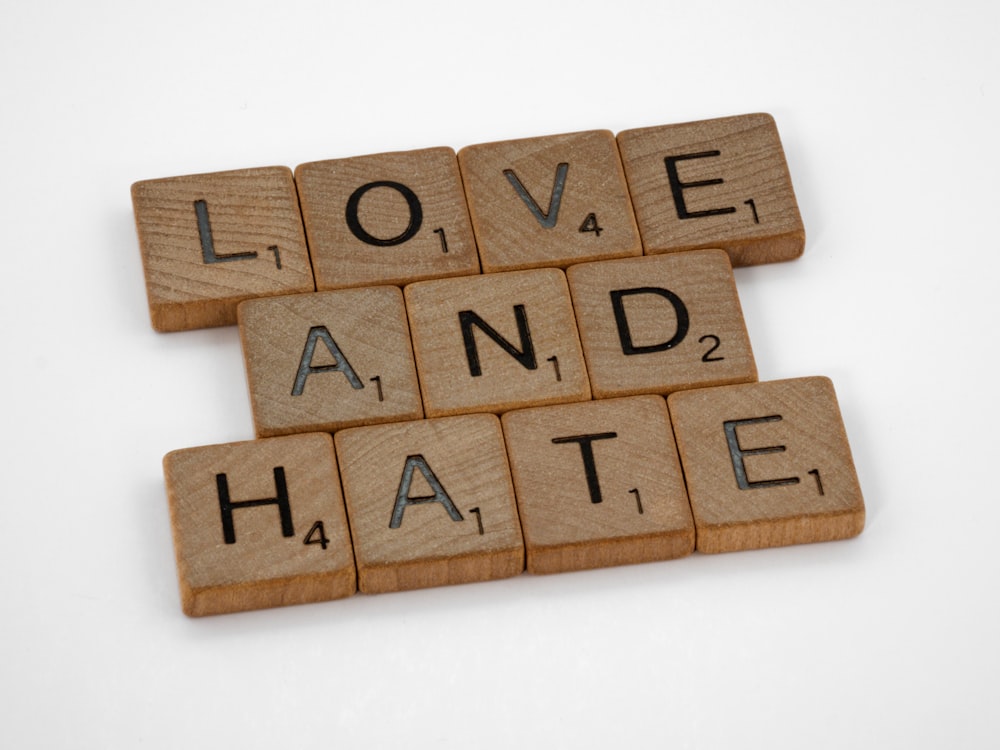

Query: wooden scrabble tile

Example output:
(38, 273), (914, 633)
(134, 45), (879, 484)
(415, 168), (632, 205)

(238, 287), (423, 437)
(295, 147), (480, 290)
(458, 130), (642, 272)
(667, 376), (865, 553)
(404, 268), (591, 417)
(566, 250), (757, 398)
(502, 396), (694, 574)
(617, 113), (805, 266)
(163, 433), (356, 616)
(132, 167), (314, 332)
(334, 414), (524, 593)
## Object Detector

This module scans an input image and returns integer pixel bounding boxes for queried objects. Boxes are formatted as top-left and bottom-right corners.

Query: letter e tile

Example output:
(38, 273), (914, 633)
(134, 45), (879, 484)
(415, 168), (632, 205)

(163, 433), (356, 616)
(502, 396), (694, 574)
(667, 377), (865, 553)
(618, 114), (805, 266)
(335, 415), (524, 593)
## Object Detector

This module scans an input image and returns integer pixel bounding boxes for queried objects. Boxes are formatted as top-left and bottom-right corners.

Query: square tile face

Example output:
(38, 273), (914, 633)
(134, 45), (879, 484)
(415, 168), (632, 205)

(238, 287), (423, 437)
(334, 414), (524, 593)
(617, 113), (805, 266)
(295, 147), (480, 290)
(566, 250), (757, 399)
(163, 433), (356, 616)
(668, 377), (865, 553)
(132, 167), (314, 332)
(459, 130), (642, 272)
(502, 396), (694, 574)
(405, 269), (591, 417)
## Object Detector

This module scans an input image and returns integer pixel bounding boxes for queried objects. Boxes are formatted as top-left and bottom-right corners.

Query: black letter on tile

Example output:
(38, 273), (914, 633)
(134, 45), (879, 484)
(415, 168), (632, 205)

(390, 454), (464, 529)
(459, 305), (537, 377)
(216, 467), (294, 544)
(345, 181), (423, 246)
(292, 326), (364, 395)
(504, 163), (569, 228)
(194, 199), (259, 264)
(551, 432), (619, 505)
(723, 415), (800, 490)
(610, 287), (689, 355)
(664, 151), (737, 220)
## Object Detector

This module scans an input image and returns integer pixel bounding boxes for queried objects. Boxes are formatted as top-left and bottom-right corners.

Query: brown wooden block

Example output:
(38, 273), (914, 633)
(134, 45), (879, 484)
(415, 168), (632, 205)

(334, 414), (524, 593)
(566, 250), (757, 399)
(617, 113), (805, 266)
(163, 433), (356, 616)
(458, 129), (642, 272)
(295, 147), (480, 290)
(667, 376), (865, 553)
(132, 167), (314, 332)
(502, 396), (694, 574)
(238, 287), (423, 438)
(404, 268), (591, 417)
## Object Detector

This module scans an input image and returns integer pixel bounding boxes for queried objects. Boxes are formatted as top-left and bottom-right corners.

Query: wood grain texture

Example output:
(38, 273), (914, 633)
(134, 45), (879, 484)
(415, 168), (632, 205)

(405, 268), (591, 417)
(667, 376), (865, 553)
(163, 433), (356, 616)
(566, 249), (757, 398)
(458, 129), (641, 272)
(334, 414), (524, 593)
(132, 167), (314, 332)
(502, 396), (694, 574)
(617, 113), (805, 266)
(238, 287), (423, 437)
(295, 147), (480, 290)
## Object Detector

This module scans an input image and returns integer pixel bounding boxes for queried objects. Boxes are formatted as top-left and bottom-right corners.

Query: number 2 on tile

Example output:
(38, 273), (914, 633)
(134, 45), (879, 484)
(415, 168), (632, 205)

(699, 335), (724, 362)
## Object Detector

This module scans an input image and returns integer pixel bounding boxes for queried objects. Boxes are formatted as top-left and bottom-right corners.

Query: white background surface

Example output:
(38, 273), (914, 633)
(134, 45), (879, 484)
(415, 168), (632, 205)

(2, 1), (997, 747)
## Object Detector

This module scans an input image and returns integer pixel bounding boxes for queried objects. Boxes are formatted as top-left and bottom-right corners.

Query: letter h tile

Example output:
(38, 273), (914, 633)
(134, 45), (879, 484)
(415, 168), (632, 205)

(163, 433), (356, 616)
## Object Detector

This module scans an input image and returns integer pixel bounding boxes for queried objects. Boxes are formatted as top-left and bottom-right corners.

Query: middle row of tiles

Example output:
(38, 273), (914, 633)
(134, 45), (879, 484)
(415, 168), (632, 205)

(239, 249), (756, 438)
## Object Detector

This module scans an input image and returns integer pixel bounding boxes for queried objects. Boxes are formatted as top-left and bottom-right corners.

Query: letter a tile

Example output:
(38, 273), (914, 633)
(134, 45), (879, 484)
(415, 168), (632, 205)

(295, 147), (480, 290)
(132, 167), (314, 331)
(238, 287), (423, 437)
(335, 414), (524, 593)
(459, 130), (642, 272)
(163, 433), (356, 616)
(617, 113), (805, 266)
(502, 396), (694, 574)
(567, 250), (757, 398)
(405, 269), (591, 417)
(667, 377), (865, 553)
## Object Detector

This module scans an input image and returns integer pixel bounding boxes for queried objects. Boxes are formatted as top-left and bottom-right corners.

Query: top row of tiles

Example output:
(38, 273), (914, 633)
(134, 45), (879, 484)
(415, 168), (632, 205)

(132, 113), (804, 332)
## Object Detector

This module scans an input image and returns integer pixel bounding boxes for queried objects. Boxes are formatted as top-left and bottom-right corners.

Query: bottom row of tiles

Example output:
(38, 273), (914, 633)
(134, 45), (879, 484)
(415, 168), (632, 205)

(164, 376), (865, 616)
